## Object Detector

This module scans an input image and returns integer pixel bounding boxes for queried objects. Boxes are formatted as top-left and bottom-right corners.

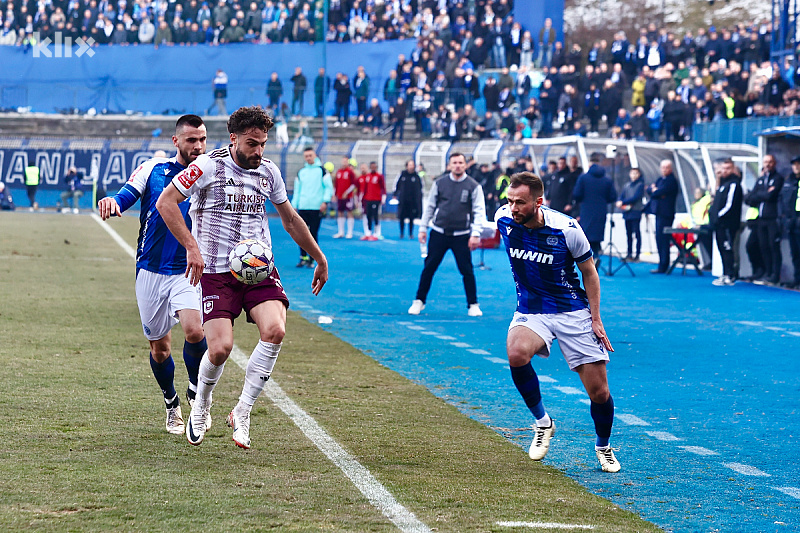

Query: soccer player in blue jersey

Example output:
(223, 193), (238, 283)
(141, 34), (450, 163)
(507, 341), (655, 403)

(496, 171), (621, 473)
(98, 115), (209, 436)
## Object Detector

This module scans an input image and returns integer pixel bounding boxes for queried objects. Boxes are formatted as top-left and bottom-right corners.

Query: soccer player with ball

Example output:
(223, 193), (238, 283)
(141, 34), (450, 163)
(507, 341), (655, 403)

(157, 106), (328, 449)
(98, 114), (209, 436)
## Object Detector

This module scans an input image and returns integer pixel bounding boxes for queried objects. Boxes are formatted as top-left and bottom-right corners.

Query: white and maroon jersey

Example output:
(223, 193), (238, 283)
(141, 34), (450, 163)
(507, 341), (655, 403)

(170, 146), (288, 274)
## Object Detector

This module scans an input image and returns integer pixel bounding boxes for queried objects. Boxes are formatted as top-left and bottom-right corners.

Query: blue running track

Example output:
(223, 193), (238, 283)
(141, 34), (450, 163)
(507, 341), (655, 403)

(271, 217), (800, 533)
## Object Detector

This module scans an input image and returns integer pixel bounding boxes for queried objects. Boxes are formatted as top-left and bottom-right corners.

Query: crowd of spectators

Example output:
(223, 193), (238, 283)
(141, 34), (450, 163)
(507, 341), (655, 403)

(0, 0), (521, 46)
(0, 0), (791, 139)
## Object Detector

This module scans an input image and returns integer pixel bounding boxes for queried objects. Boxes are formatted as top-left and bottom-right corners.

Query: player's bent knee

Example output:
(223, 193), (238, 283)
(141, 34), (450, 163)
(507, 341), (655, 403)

(184, 327), (205, 344)
(588, 387), (610, 404)
(260, 324), (285, 344)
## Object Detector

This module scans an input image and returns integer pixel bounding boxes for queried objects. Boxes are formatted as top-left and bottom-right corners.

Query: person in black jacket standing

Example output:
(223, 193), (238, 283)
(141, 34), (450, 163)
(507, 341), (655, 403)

(616, 167), (645, 261)
(709, 158), (743, 286)
(779, 156), (800, 288)
(647, 160), (679, 274)
(408, 153), (487, 317)
(746, 154), (784, 284)
(393, 160), (423, 238)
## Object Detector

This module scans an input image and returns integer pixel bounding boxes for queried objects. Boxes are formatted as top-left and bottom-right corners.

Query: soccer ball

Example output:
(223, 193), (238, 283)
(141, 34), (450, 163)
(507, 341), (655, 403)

(228, 239), (274, 285)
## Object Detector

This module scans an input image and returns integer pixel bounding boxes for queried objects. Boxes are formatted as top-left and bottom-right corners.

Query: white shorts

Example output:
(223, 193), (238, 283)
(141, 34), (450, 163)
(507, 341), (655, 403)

(508, 308), (609, 371)
(135, 269), (201, 341)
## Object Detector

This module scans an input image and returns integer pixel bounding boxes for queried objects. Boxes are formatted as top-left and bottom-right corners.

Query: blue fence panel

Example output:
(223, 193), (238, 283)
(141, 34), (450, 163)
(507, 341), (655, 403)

(694, 116), (800, 146)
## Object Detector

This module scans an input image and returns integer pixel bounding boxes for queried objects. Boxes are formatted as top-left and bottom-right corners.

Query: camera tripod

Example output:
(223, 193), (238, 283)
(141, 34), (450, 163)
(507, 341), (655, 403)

(602, 207), (635, 277)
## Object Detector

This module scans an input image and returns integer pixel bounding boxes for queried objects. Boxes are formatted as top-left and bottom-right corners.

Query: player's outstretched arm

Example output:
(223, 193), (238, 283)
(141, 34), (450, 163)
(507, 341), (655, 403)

(274, 200), (328, 294)
(156, 184), (204, 286)
(577, 258), (614, 352)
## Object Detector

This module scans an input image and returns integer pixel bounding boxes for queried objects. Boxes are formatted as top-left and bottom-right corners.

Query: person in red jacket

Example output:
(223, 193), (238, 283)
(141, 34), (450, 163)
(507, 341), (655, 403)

(359, 161), (387, 241)
(333, 156), (358, 239)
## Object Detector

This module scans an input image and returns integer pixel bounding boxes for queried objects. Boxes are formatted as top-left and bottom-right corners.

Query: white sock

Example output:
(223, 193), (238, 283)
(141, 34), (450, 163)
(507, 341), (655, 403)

(236, 341), (282, 415)
(535, 413), (552, 428)
(374, 223), (381, 237)
(196, 352), (225, 403)
(362, 216), (370, 235)
(337, 216), (345, 234)
(346, 216), (354, 235)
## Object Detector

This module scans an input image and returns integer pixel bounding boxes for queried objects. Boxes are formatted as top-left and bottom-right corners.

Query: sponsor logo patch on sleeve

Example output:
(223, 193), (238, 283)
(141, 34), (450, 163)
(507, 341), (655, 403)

(178, 163), (203, 189)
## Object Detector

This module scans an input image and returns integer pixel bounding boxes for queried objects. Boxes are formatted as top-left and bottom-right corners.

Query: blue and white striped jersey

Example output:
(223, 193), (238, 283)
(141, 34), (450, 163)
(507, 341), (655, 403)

(113, 157), (191, 275)
(496, 204), (592, 314)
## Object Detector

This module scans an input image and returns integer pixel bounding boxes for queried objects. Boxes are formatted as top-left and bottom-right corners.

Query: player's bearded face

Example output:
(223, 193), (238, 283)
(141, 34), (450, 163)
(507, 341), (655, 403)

(174, 125), (207, 165)
(508, 187), (541, 226)
(233, 129), (267, 169)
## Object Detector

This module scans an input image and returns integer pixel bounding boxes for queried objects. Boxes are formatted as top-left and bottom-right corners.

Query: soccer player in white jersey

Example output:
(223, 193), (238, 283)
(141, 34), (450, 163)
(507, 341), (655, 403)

(496, 171), (620, 473)
(98, 115), (209, 436)
(156, 106), (328, 449)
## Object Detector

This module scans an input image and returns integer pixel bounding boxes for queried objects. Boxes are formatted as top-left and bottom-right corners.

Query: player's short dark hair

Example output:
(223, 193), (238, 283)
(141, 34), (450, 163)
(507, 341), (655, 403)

(589, 152), (604, 163)
(303, 146), (315, 153)
(449, 152), (466, 161)
(175, 114), (204, 134)
(510, 171), (544, 199)
(227, 106), (274, 135)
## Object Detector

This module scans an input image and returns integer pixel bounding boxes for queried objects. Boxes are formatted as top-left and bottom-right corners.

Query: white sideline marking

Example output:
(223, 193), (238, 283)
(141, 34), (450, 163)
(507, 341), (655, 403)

(484, 357), (509, 365)
(420, 331), (439, 336)
(578, 399), (591, 405)
(553, 386), (584, 395)
(92, 214), (137, 258)
(468, 348), (491, 355)
(645, 431), (681, 441)
(677, 446), (718, 456)
(451, 342), (471, 348)
(435, 335), (456, 340)
(723, 463), (770, 477)
(774, 487), (800, 499)
(406, 325), (426, 331)
(230, 346), (432, 532)
(616, 414), (650, 426)
(538, 375), (558, 383)
(96, 216), (431, 533)
(496, 521), (595, 530)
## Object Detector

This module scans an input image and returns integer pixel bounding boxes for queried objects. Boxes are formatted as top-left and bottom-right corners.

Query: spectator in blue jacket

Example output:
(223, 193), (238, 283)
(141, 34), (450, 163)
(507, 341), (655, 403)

(616, 167), (645, 261)
(573, 152), (617, 263)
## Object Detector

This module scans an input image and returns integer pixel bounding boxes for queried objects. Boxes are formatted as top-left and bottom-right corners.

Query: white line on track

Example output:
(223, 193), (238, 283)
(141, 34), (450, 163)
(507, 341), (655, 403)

(645, 431), (682, 442)
(484, 357), (509, 365)
(774, 487), (800, 499)
(229, 347), (432, 533)
(94, 213), (432, 533)
(435, 335), (456, 340)
(677, 446), (718, 456)
(553, 386), (584, 395)
(450, 342), (471, 348)
(722, 463), (770, 477)
(537, 375), (558, 383)
(616, 414), (650, 426)
(496, 521), (595, 530)
(468, 348), (491, 355)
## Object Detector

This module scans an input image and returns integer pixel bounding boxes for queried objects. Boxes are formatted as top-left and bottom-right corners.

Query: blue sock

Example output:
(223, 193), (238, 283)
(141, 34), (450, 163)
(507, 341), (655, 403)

(510, 362), (547, 421)
(591, 396), (614, 448)
(183, 338), (207, 399)
(150, 353), (178, 407)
